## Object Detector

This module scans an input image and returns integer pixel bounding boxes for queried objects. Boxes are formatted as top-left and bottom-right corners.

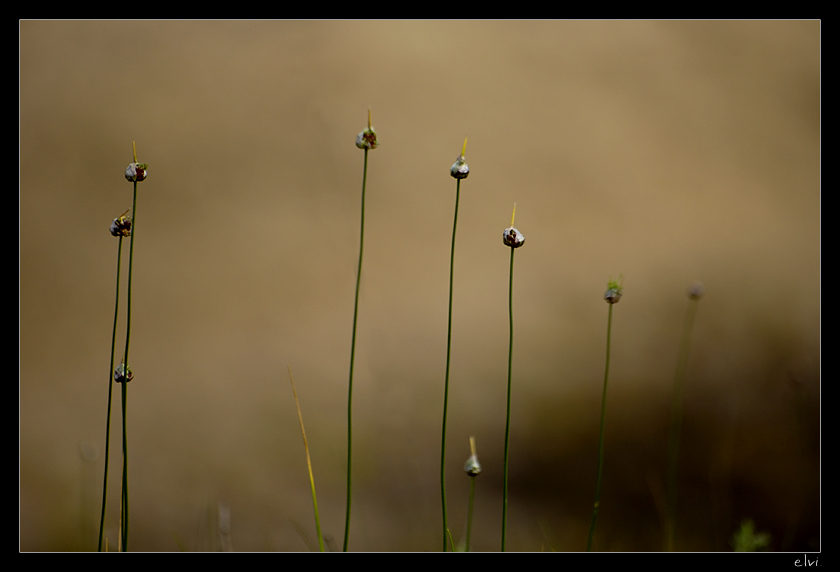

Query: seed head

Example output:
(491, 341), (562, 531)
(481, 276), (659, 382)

(125, 141), (148, 182)
(502, 203), (525, 248)
(450, 136), (469, 179)
(355, 108), (378, 150)
(604, 277), (624, 304)
(114, 361), (133, 383)
(463, 436), (482, 477)
(355, 129), (377, 150)
(125, 163), (148, 182)
(109, 210), (132, 237)
(503, 227), (525, 248)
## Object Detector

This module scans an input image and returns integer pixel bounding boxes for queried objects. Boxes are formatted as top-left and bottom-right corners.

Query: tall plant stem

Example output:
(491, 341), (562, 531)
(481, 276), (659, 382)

(120, 180), (138, 551)
(587, 303), (613, 551)
(440, 179), (461, 551)
(344, 147), (368, 552)
(120, 378), (129, 551)
(665, 297), (700, 551)
(98, 236), (124, 551)
(501, 247), (515, 552)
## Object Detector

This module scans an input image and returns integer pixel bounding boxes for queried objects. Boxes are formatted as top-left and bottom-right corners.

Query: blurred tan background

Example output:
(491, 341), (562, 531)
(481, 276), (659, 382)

(20, 20), (819, 552)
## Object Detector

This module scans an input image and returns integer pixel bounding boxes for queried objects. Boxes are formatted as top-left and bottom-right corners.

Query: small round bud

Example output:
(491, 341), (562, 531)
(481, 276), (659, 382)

(604, 278), (623, 304)
(688, 281), (705, 300)
(464, 436), (482, 477)
(464, 454), (482, 477)
(502, 227), (525, 248)
(355, 128), (378, 150)
(114, 362), (133, 383)
(125, 163), (148, 182)
(450, 156), (469, 179)
(604, 288), (622, 304)
(109, 211), (132, 237)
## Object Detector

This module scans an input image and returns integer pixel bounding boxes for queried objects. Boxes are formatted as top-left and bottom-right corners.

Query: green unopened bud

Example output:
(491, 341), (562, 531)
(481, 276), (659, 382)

(114, 361), (133, 383)
(464, 436), (482, 477)
(355, 108), (378, 150)
(604, 277), (624, 304)
(109, 210), (132, 237)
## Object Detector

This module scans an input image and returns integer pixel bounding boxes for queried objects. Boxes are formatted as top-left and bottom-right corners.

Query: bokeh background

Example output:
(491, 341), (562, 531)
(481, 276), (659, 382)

(20, 20), (820, 552)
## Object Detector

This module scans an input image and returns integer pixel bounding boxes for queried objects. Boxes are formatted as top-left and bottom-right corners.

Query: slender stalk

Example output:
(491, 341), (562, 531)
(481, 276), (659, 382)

(120, 377), (129, 551)
(466, 474), (477, 552)
(440, 178), (461, 551)
(119, 180), (138, 551)
(288, 366), (325, 552)
(587, 302), (615, 551)
(499, 207), (524, 552)
(98, 235), (124, 551)
(501, 247), (515, 552)
(665, 290), (701, 551)
(464, 435), (481, 552)
(344, 146), (368, 552)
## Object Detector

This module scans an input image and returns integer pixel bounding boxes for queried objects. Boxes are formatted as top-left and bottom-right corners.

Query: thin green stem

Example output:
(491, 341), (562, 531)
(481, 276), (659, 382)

(587, 303), (613, 551)
(120, 380), (129, 551)
(120, 181), (138, 551)
(665, 297), (700, 551)
(502, 247), (515, 552)
(466, 475), (477, 552)
(441, 178), (461, 551)
(98, 236), (123, 551)
(344, 147), (368, 552)
(288, 366), (324, 552)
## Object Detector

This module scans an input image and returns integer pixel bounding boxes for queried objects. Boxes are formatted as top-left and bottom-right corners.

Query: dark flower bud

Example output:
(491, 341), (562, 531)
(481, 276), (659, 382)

(109, 210), (132, 237)
(355, 129), (377, 150)
(124, 163), (148, 182)
(503, 227), (525, 248)
(450, 137), (469, 179)
(114, 361), (133, 383)
(503, 204), (524, 248)
(355, 108), (378, 150)
(125, 141), (147, 182)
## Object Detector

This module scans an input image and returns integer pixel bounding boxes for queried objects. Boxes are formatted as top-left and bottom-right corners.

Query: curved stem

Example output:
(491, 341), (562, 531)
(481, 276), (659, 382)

(440, 179), (461, 551)
(587, 303), (613, 551)
(98, 236), (123, 551)
(502, 247), (515, 551)
(344, 147), (368, 552)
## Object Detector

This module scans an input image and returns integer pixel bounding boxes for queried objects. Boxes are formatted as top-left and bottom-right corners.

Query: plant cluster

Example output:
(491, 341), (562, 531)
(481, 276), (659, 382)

(98, 142), (147, 552)
(95, 119), (710, 552)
